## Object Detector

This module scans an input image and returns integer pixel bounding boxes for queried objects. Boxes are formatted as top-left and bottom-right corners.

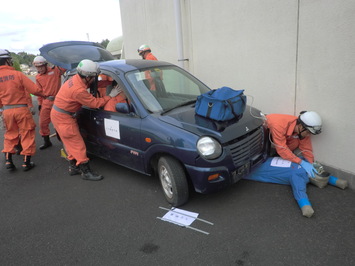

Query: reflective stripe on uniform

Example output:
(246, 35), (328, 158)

(53, 105), (75, 116)
(3, 104), (28, 110)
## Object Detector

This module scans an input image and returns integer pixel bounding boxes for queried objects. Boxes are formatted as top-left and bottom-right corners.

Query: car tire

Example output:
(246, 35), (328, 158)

(158, 156), (189, 207)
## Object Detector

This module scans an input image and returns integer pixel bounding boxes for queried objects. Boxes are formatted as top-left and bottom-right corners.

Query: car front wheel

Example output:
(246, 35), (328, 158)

(158, 156), (189, 207)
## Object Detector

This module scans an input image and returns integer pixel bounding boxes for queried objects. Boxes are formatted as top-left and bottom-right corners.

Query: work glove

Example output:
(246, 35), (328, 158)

(38, 105), (42, 112)
(300, 160), (318, 178)
(109, 87), (120, 98)
(29, 107), (36, 115)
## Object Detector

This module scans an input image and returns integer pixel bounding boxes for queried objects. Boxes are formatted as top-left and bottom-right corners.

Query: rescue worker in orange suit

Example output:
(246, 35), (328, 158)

(266, 112), (318, 167)
(137, 44), (160, 91)
(244, 111), (347, 217)
(104, 81), (128, 112)
(50, 59), (120, 181)
(13, 90), (36, 155)
(97, 74), (113, 98)
(33, 56), (66, 150)
(137, 44), (158, 61)
(0, 49), (46, 171)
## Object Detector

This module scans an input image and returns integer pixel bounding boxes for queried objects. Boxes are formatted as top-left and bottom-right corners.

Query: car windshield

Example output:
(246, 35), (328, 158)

(126, 66), (210, 113)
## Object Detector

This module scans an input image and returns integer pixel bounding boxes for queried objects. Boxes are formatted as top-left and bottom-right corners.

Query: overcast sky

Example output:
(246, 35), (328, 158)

(0, 0), (122, 55)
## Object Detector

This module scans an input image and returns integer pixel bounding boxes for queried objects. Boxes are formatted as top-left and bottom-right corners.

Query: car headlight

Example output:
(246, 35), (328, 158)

(197, 137), (222, 160)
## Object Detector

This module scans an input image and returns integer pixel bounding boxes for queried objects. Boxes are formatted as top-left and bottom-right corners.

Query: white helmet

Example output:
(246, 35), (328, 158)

(0, 49), (11, 59)
(33, 56), (47, 67)
(299, 111), (322, 135)
(137, 44), (151, 55)
(77, 59), (100, 77)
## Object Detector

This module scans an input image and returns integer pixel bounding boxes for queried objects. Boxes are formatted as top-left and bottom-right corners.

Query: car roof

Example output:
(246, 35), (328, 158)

(98, 59), (174, 73)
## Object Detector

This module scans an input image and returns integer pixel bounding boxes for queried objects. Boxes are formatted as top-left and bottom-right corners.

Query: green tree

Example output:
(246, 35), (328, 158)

(18, 52), (35, 66)
(12, 59), (21, 71)
(8, 52), (36, 72)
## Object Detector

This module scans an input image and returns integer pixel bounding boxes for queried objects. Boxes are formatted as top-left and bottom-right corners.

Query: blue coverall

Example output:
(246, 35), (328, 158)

(244, 157), (311, 208)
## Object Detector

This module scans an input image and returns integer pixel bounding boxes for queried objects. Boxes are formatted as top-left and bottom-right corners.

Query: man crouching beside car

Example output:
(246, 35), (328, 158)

(50, 59), (120, 181)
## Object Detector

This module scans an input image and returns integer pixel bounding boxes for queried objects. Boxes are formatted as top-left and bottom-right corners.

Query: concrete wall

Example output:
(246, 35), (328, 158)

(296, 0), (355, 189)
(120, 0), (355, 188)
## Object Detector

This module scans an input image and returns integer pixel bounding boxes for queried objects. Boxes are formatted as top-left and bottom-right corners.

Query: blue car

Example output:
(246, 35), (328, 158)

(40, 41), (268, 206)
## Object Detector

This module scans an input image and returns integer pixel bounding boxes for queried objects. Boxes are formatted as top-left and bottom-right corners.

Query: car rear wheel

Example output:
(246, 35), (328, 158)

(158, 156), (189, 207)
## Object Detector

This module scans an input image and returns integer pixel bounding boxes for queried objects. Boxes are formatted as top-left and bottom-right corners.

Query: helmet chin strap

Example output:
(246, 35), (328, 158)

(84, 76), (94, 85)
(298, 127), (308, 140)
(43, 65), (48, 74)
(39, 65), (48, 74)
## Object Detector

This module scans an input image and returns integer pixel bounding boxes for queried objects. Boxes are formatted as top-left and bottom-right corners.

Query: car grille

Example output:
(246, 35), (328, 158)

(228, 126), (264, 167)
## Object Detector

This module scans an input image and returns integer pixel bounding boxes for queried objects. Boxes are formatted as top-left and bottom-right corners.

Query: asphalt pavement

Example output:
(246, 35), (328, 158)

(0, 102), (355, 266)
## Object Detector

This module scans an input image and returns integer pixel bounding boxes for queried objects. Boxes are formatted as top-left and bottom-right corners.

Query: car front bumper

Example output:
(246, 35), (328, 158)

(185, 153), (266, 194)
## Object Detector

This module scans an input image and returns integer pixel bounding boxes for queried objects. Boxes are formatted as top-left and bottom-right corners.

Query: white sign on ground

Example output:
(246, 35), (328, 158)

(157, 207), (214, 235)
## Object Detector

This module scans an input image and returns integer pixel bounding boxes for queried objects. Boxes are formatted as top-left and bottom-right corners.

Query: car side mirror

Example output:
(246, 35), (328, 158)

(115, 102), (130, 114)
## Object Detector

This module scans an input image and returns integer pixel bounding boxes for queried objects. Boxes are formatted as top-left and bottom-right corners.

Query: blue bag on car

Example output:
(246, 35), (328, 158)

(195, 87), (246, 121)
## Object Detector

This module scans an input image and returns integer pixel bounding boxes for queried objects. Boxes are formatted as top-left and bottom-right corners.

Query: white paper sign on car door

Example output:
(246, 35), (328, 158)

(104, 118), (120, 139)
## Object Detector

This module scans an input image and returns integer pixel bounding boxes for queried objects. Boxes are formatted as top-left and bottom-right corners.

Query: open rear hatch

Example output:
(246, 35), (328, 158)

(39, 41), (115, 70)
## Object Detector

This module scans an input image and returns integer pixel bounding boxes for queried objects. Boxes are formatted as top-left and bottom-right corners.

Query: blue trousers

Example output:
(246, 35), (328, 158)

(244, 157), (311, 208)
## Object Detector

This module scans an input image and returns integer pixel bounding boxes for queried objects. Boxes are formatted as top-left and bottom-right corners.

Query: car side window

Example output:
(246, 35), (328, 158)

(96, 75), (129, 113)
(96, 74), (113, 98)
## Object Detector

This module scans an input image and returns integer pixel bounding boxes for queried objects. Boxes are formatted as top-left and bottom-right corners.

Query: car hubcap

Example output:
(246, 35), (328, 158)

(160, 166), (173, 199)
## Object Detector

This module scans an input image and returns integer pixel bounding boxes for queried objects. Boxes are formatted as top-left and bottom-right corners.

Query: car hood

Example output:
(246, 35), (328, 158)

(158, 106), (264, 143)
(39, 41), (115, 70)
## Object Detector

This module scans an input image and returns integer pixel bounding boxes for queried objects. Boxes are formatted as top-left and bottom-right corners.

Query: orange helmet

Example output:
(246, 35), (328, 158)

(137, 44), (151, 55)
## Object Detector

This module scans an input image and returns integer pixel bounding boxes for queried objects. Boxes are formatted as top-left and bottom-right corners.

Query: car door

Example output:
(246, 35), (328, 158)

(90, 107), (145, 173)
(87, 72), (146, 173)
(76, 107), (98, 153)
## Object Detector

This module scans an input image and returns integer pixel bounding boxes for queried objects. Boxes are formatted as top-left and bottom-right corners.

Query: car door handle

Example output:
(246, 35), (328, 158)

(93, 116), (103, 123)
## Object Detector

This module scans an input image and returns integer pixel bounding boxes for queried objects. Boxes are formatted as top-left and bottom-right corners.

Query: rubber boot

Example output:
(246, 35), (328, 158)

(328, 175), (348, 190)
(69, 159), (81, 176)
(14, 141), (23, 155)
(5, 153), (16, 170)
(22, 155), (35, 171)
(301, 205), (314, 218)
(79, 162), (104, 181)
(39, 135), (52, 150)
(310, 162), (330, 188)
(298, 198), (314, 218)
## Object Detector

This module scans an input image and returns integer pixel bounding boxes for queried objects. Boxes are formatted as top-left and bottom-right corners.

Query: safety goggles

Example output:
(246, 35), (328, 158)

(306, 125), (322, 135)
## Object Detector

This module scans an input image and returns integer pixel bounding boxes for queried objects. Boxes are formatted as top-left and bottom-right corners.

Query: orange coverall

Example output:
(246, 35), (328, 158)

(36, 66), (66, 136)
(266, 113), (314, 164)
(104, 93), (127, 112)
(50, 74), (111, 165)
(0, 65), (44, 156)
(145, 52), (157, 61)
(144, 52), (159, 91)
(97, 74), (114, 97)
